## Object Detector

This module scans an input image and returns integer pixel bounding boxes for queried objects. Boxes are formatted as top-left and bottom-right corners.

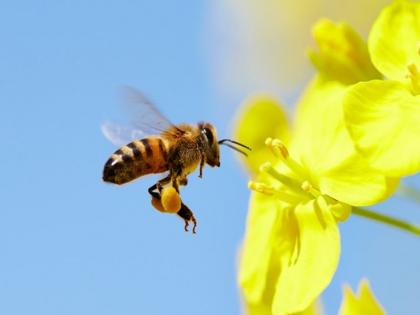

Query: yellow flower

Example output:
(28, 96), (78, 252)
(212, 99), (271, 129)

(308, 19), (381, 84)
(208, 0), (390, 97)
(236, 77), (396, 314)
(245, 279), (386, 315)
(338, 280), (386, 315)
(343, 0), (420, 177)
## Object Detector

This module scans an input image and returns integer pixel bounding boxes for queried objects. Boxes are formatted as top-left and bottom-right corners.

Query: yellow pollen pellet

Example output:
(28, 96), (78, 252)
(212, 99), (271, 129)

(161, 186), (182, 213)
(151, 197), (165, 212)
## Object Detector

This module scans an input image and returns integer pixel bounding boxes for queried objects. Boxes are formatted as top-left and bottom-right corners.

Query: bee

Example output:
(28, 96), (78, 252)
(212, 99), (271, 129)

(102, 87), (251, 233)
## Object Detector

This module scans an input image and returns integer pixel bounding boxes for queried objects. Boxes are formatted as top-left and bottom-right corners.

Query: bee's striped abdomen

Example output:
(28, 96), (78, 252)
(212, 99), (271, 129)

(103, 137), (169, 185)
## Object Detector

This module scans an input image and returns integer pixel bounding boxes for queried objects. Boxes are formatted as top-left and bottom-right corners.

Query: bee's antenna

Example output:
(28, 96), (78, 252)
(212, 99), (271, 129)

(218, 139), (252, 156)
(218, 139), (252, 150)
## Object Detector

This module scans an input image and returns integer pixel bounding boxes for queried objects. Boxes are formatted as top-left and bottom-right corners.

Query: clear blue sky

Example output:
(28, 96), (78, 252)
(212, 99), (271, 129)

(1, 1), (419, 314)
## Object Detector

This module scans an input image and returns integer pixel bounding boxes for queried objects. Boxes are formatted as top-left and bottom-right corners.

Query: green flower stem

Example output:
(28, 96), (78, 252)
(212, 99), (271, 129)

(352, 207), (420, 236)
(398, 184), (420, 204)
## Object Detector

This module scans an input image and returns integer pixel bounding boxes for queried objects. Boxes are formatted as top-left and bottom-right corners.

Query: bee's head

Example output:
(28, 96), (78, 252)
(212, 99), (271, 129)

(199, 122), (252, 167)
(199, 122), (221, 167)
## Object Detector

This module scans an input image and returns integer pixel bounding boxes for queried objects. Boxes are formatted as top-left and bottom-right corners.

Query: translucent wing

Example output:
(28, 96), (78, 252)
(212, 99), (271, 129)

(101, 86), (181, 147)
(101, 120), (148, 147)
(121, 86), (174, 133)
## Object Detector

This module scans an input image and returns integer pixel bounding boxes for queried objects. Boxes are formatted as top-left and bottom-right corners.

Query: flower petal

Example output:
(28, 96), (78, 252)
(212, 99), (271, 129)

(368, 0), (420, 80)
(357, 280), (386, 315)
(338, 280), (386, 315)
(291, 77), (353, 174)
(245, 302), (272, 315)
(319, 154), (399, 206)
(272, 197), (340, 315)
(235, 95), (290, 174)
(293, 301), (324, 315)
(344, 80), (420, 176)
(239, 192), (283, 304)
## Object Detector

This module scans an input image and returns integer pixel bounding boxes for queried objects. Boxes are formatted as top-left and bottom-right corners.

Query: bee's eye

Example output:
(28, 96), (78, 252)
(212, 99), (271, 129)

(202, 128), (214, 144)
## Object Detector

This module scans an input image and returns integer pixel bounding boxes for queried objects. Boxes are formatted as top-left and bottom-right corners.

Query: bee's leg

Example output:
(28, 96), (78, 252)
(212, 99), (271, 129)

(170, 167), (183, 193)
(155, 173), (172, 192)
(178, 176), (188, 186)
(177, 202), (197, 234)
(198, 154), (205, 178)
(148, 183), (161, 199)
(148, 172), (172, 199)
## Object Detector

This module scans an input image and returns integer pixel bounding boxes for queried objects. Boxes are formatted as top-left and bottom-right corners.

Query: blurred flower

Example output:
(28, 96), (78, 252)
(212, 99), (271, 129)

(282, 280), (386, 315)
(245, 279), (386, 315)
(235, 76), (396, 314)
(343, 0), (420, 177)
(207, 0), (391, 99)
(338, 280), (386, 315)
(308, 19), (381, 84)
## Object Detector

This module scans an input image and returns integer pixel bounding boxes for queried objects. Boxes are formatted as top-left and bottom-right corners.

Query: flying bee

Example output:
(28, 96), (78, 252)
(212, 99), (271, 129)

(102, 87), (251, 233)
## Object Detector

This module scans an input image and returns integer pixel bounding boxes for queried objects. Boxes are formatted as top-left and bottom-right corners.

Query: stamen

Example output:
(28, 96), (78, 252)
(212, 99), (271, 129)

(407, 63), (420, 95)
(265, 138), (307, 179)
(259, 162), (302, 192)
(301, 181), (321, 197)
(266, 138), (289, 159)
(248, 180), (299, 204)
(248, 181), (275, 195)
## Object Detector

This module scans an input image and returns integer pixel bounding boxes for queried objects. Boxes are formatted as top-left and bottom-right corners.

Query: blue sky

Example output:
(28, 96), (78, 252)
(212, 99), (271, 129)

(1, 1), (419, 314)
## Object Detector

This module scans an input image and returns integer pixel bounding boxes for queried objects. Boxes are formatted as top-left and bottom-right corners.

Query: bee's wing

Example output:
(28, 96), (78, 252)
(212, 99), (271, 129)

(122, 86), (176, 133)
(101, 120), (149, 147)
(101, 86), (183, 147)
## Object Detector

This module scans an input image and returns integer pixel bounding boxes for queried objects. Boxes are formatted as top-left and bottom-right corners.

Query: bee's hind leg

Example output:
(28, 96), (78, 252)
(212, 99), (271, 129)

(148, 173), (172, 202)
(148, 183), (161, 199)
(177, 202), (197, 234)
(152, 173), (172, 194)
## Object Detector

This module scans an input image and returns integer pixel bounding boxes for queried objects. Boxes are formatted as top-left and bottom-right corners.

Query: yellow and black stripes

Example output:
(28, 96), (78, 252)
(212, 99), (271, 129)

(103, 137), (169, 185)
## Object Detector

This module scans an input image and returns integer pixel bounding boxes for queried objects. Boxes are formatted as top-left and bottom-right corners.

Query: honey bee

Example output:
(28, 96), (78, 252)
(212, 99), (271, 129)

(102, 87), (251, 233)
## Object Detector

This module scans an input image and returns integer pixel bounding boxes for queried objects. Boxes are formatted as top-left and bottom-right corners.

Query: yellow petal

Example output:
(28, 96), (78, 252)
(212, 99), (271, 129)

(357, 280), (386, 315)
(338, 280), (386, 315)
(245, 300), (272, 315)
(368, 0), (420, 81)
(239, 191), (283, 305)
(234, 95), (290, 174)
(292, 301), (324, 315)
(246, 300), (323, 315)
(344, 80), (420, 176)
(309, 19), (381, 84)
(291, 77), (352, 174)
(272, 197), (340, 315)
(319, 154), (399, 206)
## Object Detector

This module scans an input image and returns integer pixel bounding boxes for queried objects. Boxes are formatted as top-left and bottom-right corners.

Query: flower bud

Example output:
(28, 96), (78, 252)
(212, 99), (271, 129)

(308, 19), (381, 84)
